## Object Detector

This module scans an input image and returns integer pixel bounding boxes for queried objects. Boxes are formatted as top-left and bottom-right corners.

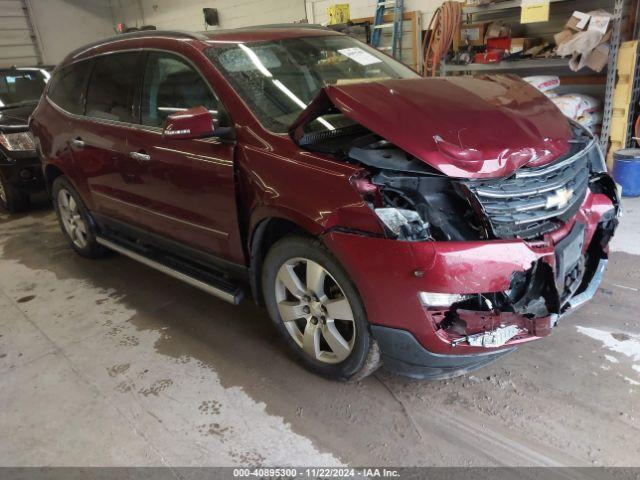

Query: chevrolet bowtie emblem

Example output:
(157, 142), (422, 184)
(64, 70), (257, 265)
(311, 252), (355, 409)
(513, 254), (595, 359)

(546, 187), (574, 210)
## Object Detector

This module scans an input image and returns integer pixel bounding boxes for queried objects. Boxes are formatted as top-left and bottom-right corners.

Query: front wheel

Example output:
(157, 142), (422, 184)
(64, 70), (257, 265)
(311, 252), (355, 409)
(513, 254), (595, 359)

(262, 235), (380, 381)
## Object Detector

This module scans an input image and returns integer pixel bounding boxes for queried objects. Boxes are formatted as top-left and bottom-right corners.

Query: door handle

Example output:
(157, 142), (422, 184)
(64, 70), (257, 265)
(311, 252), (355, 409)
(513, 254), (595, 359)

(71, 138), (85, 148)
(130, 151), (151, 162)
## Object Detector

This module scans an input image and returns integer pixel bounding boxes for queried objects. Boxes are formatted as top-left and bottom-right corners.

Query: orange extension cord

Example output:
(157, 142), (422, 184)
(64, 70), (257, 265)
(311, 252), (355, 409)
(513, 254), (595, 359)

(422, 1), (462, 76)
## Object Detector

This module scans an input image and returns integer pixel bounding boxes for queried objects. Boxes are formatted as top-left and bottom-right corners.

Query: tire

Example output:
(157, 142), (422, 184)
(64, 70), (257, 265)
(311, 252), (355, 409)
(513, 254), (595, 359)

(52, 176), (109, 259)
(0, 172), (30, 213)
(262, 235), (380, 381)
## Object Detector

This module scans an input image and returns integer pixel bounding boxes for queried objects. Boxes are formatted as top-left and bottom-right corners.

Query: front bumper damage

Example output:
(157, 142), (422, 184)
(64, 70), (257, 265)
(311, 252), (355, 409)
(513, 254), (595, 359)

(322, 186), (619, 379)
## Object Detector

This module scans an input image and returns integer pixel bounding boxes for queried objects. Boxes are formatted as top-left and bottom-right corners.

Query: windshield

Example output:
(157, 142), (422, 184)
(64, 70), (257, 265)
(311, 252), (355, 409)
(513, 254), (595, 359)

(205, 35), (419, 133)
(0, 69), (48, 108)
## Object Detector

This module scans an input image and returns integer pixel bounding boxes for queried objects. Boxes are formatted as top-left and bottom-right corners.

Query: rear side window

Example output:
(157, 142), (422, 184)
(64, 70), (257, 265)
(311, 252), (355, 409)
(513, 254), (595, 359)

(86, 52), (141, 123)
(48, 61), (92, 114)
(141, 52), (218, 127)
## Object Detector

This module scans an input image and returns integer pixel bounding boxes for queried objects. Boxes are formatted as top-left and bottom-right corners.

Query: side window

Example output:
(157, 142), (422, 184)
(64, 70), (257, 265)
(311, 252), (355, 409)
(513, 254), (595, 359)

(141, 52), (218, 127)
(86, 52), (140, 123)
(48, 61), (92, 114)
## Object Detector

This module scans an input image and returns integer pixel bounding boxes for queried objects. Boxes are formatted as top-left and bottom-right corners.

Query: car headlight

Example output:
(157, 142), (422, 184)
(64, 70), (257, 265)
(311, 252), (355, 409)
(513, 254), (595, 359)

(419, 292), (473, 307)
(374, 207), (431, 241)
(0, 132), (36, 151)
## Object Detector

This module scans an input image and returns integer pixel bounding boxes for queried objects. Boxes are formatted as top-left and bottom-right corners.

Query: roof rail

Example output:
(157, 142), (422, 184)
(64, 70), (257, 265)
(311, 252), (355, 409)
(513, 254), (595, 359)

(201, 23), (328, 35)
(68, 30), (208, 59)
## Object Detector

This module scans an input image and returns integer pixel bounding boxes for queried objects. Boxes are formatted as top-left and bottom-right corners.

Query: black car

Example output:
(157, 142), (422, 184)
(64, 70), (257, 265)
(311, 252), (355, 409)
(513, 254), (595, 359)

(0, 67), (48, 212)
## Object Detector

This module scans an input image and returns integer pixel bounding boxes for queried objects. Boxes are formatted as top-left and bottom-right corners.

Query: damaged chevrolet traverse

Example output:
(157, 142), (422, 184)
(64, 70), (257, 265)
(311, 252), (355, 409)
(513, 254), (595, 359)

(31, 27), (620, 381)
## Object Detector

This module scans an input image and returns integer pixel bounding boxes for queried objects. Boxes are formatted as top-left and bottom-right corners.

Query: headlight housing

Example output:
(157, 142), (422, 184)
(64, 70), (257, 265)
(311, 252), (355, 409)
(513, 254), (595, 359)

(569, 119), (606, 173)
(374, 207), (431, 241)
(0, 132), (36, 152)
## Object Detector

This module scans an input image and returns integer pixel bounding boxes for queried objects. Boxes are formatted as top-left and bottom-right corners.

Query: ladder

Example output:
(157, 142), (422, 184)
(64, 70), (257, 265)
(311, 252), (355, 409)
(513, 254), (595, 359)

(371, 0), (404, 60)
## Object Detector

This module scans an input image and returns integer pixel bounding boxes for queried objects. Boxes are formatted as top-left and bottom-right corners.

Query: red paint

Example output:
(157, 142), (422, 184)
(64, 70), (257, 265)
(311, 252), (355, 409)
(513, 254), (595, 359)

(162, 106), (216, 140)
(293, 75), (571, 178)
(323, 188), (615, 355)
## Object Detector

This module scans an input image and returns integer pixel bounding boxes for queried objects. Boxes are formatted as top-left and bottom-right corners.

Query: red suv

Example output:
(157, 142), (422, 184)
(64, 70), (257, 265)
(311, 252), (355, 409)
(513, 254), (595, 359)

(30, 27), (620, 381)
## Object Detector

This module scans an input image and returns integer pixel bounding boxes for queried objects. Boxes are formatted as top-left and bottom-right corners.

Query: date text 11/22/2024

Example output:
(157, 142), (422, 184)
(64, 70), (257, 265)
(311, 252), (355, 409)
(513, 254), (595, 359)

(232, 468), (401, 477)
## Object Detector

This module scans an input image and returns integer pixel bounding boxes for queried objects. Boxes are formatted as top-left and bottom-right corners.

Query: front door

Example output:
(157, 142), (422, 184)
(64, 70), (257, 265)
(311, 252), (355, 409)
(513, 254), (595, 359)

(114, 51), (244, 264)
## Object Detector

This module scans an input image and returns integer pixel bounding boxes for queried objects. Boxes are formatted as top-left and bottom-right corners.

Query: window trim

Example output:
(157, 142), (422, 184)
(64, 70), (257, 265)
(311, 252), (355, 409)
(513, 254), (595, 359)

(85, 50), (144, 125)
(46, 58), (94, 117)
(46, 47), (232, 137)
(138, 50), (220, 129)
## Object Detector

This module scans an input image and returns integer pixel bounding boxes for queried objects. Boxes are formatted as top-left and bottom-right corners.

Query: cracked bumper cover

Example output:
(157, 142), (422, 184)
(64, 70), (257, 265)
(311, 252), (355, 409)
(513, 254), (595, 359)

(322, 190), (617, 379)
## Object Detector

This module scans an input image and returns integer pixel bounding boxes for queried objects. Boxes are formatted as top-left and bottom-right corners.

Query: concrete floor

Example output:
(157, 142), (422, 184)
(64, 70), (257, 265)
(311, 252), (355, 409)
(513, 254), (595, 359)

(1, 198), (640, 467)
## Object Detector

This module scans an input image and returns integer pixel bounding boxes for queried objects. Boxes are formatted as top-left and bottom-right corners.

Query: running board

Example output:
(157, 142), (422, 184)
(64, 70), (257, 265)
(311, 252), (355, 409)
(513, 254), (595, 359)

(96, 236), (244, 305)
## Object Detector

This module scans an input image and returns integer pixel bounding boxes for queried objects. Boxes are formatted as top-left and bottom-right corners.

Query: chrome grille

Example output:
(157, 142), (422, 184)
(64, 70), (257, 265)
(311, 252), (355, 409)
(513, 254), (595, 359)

(465, 140), (594, 239)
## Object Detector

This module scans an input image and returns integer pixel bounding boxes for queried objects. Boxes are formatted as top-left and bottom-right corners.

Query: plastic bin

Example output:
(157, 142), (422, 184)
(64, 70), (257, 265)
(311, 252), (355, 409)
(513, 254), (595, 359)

(612, 149), (640, 197)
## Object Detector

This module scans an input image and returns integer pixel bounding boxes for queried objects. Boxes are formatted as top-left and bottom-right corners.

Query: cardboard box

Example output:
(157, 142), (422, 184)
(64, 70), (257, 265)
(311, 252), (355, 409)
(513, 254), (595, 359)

(485, 21), (510, 40)
(585, 42), (609, 72)
(565, 11), (590, 31)
(458, 22), (490, 46)
(510, 37), (540, 54)
(554, 29), (574, 46)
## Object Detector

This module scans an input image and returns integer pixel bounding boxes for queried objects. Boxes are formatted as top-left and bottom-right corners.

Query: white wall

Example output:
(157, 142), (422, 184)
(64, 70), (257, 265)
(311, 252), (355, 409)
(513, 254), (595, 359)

(110, 0), (445, 32)
(110, 0), (307, 31)
(29, 0), (115, 65)
(306, 0), (444, 28)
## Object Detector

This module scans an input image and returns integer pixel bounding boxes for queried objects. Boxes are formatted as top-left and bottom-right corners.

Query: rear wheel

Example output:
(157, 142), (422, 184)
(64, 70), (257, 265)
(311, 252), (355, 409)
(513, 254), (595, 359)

(262, 235), (380, 381)
(52, 176), (109, 258)
(0, 172), (30, 213)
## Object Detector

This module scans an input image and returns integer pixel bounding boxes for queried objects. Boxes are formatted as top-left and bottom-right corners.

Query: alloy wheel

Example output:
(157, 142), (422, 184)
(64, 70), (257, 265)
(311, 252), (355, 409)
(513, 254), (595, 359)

(57, 189), (89, 249)
(0, 180), (6, 204)
(275, 257), (356, 364)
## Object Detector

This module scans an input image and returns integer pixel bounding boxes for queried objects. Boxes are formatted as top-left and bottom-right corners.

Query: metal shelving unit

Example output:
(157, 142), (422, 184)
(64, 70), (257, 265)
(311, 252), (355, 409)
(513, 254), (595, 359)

(441, 57), (569, 73)
(600, 0), (625, 150)
(462, 0), (568, 15)
(439, 0), (626, 154)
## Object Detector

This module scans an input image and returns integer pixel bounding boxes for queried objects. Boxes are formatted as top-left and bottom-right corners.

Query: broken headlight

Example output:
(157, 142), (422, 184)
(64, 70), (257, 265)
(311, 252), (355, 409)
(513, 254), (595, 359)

(374, 207), (431, 241)
(418, 292), (473, 308)
(0, 131), (36, 152)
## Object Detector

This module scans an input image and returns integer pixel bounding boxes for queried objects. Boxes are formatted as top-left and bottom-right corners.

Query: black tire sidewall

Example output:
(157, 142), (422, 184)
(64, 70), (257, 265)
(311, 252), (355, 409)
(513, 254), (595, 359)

(262, 235), (371, 380)
(51, 176), (105, 258)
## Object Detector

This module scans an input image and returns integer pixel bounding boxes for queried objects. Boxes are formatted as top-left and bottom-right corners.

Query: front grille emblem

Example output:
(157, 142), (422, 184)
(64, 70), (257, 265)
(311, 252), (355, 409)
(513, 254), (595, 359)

(545, 187), (574, 210)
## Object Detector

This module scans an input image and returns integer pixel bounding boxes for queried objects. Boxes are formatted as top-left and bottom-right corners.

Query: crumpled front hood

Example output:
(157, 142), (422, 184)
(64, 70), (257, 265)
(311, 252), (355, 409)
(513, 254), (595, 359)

(291, 75), (572, 179)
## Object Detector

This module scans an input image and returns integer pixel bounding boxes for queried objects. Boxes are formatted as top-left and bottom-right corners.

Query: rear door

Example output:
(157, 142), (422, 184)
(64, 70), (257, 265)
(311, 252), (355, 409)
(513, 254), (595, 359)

(78, 52), (145, 217)
(113, 51), (243, 263)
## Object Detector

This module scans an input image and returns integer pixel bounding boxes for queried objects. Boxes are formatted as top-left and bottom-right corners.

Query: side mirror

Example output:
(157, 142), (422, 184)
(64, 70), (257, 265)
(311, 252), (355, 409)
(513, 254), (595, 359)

(162, 106), (231, 140)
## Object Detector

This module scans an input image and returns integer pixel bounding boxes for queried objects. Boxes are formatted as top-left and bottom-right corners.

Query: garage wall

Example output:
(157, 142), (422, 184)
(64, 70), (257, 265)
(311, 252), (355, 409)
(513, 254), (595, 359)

(306, 0), (443, 27)
(110, 0), (308, 31)
(0, 0), (41, 67)
(111, 0), (444, 31)
(28, 0), (115, 65)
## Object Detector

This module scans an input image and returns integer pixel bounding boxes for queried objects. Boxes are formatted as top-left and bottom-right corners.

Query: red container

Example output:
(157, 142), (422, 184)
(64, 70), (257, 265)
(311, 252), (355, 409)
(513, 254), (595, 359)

(474, 49), (504, 64)
(486, 36), (511, 51)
